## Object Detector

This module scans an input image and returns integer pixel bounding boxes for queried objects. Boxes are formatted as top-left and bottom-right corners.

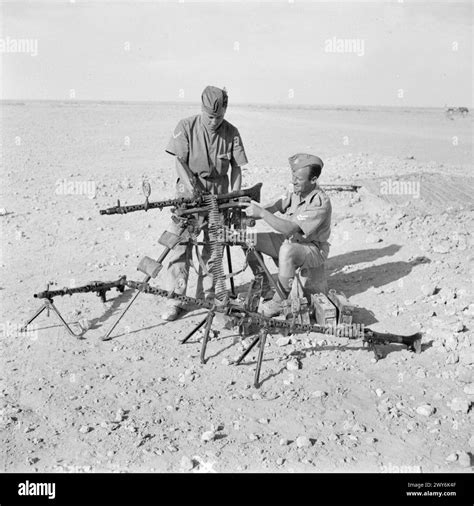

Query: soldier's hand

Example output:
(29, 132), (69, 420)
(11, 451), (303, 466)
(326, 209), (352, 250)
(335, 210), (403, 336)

(243, 200), (263, 219)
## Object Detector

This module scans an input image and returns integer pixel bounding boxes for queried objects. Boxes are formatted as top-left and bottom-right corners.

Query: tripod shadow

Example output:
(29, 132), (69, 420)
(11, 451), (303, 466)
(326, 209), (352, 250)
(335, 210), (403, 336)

(88, 289), (135, 330)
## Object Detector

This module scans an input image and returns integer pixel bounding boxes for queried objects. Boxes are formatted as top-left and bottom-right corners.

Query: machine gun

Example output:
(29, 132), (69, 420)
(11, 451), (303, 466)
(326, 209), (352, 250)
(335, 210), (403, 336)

(21, 276), (127, 337)
(99, 181), (263, 217)
(123, 279), (422, 387)
(99, 181), (263, 340)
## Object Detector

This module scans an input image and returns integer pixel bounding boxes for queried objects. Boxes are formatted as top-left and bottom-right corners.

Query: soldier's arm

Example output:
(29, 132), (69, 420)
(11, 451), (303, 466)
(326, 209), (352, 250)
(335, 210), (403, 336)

(244, 201), (302, 237)
(259, 208), (302, 236)
(230, 165), (242, 192)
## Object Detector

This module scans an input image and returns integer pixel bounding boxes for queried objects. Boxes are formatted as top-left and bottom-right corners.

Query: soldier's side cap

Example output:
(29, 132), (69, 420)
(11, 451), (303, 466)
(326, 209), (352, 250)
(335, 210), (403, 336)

(288, 153), (324, 170)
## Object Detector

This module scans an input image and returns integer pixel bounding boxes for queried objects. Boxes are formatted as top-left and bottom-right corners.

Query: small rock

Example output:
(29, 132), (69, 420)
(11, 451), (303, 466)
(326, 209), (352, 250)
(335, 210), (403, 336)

(221, 358), (231, 366)
(201, 430), (216, 443)
(375, 388), (384, 397)
(279, 438), (290, 446)
(79, 425), (92, 434)
(416, 404), (435, 417)
(180, 456), (194, 471)
(365, 437), (377, 444)
(286, 359), (300, 371)
(460, 351), (474, 366)
(457, 451), (471, 468)
(248, 433), (259, 441)
(311, 390), (327, 398)
(276, 457), (284, 466)
(453, 321), (465, 333)
(28, 457), (40, 465)
(420, 284), (437, 297)
(449, 398), (470, 414)
(463, 384), (474, 396)
(445, 453), (458, 463)
(115, 408), (125, 422)
(446, 353), (459, 365)
(469, 435), (474, 448)
(258, 418), (269, 424)
(415, 369), (426, 379)
(276, 337), (291, 347)
(296, 436), (311, 448)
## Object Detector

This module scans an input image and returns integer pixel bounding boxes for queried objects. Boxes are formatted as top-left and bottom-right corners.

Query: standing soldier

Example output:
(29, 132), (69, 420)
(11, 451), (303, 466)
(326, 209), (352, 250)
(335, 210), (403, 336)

(161, 85), (249, 321)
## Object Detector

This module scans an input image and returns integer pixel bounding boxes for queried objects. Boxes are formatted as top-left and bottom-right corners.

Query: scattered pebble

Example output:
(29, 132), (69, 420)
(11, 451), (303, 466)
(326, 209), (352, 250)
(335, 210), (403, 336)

(286, 359), (300, 371)
(463, 384), (474, 396)
(457, 451), (471, 468)
(201, 430), (216, 443)
(180, 456), (195, 471)
(416, 404), (435, 417)
(115, 408), (125, 422)
(449, 398), (470, 414)
(468, 435), (474, 449)
(296, 436), (311, 448)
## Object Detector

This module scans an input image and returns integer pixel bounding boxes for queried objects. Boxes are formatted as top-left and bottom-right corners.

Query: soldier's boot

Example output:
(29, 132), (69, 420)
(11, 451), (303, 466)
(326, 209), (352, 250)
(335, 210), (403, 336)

(260, 289), (290, 318)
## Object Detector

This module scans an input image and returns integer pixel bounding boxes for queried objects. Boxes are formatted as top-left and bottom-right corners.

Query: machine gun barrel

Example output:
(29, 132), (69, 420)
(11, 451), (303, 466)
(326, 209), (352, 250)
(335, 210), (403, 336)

(34, 276), (127, 301)
(99, 183), (263, 216)
(320, 184), (361, 192)
(123, 279), (422, 352)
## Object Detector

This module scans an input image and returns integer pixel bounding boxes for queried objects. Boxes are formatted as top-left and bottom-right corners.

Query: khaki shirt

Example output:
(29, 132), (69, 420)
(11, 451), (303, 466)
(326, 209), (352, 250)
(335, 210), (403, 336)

(165, 114), (248, 195)
(277, 186), (332, 245)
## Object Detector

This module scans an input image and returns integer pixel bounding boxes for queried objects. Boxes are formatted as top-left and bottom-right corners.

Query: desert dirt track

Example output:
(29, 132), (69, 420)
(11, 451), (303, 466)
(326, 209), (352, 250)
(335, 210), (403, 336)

(1, 102), (473, 472)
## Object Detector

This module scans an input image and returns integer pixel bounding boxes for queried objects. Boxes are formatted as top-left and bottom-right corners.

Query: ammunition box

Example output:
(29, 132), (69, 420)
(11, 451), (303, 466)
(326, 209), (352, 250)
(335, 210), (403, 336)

(311, 293), (337, 327)
(327, 289), (354, 325)
(282, 297), (311, 325)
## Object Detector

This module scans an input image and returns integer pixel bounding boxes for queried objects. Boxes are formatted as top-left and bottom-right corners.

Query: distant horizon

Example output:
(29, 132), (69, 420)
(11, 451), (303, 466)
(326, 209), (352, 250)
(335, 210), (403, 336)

(1, 98), (466, 111)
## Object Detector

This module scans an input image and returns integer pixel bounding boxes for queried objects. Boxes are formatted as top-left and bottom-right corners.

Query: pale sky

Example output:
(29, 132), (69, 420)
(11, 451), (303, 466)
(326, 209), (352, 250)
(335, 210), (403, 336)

(1, 0), (472, 107)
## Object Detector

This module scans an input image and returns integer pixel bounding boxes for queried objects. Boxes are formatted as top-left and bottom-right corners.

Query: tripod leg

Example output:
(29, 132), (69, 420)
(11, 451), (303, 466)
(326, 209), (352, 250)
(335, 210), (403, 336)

(20, 304), (48, 332)
(226, 244), (236, 297)
(254, 330), (268, 388)
(252, 250), (286, 300)
(200, 311), (215, 364)
(101, 289), (142, 341)
(234, 334), (260, 365)
(101, 224), (188, 341)
(181, 315), (208, 344)
(49, 301), (83, 338)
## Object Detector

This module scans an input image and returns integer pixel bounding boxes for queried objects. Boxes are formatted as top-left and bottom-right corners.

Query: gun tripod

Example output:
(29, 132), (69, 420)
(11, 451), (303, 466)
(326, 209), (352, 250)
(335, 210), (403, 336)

(20, 297), (83, 337)
(179, 248), (283, 388)
(181, 304), (270, 387)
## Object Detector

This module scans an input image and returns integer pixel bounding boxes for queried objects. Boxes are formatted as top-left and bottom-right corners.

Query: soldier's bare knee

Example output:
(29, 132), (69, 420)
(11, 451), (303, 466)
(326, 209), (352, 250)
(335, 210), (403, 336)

(278, 242), (298, 263)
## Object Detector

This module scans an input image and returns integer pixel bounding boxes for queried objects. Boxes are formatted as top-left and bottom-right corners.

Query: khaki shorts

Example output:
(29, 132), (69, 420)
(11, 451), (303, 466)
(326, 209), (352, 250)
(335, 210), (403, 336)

(254, 232), (329, 269)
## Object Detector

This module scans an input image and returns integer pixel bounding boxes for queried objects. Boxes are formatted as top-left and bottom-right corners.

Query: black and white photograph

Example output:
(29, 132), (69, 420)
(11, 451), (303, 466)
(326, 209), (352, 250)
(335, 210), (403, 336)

(0, 0), (472, 504)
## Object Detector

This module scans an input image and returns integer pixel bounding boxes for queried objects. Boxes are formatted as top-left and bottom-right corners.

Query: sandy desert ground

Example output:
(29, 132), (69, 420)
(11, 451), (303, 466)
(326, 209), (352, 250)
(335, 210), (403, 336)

(0, 101), (473, 473)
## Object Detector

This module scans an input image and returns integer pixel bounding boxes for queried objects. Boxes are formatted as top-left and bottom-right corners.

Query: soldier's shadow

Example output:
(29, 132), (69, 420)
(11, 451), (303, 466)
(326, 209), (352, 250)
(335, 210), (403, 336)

(328, 256), (431, 298)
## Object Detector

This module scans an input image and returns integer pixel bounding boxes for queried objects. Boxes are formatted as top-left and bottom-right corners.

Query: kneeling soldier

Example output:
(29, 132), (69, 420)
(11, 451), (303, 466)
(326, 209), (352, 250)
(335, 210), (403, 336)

(243, 153), (331, 317)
